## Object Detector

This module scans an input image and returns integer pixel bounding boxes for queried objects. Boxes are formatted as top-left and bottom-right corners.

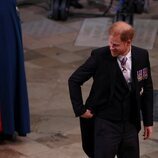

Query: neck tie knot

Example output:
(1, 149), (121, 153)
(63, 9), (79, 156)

(120, 57), (127, 72)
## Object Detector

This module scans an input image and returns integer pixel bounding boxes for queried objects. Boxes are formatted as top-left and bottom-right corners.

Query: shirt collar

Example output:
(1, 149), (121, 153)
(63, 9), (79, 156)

(118, 48), (131, 60)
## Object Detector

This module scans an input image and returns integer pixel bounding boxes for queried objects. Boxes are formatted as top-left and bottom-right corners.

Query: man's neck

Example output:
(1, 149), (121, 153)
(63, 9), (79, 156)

(123, 46), (131, 56)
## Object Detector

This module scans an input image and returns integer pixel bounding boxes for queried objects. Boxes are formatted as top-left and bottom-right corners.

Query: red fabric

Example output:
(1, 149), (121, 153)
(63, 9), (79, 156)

(0, 113), (2, 132)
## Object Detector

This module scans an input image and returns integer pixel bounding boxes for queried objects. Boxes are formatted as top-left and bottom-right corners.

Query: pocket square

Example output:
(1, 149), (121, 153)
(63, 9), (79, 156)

(140, 87), (144, 96)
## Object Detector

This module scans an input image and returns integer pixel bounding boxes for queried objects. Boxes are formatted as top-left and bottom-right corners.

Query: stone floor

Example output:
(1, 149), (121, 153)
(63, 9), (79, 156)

(1, 0), (158, 157)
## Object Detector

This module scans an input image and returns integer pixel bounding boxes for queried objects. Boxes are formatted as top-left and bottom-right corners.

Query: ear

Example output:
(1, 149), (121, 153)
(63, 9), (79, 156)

(127, 39), (131, 46)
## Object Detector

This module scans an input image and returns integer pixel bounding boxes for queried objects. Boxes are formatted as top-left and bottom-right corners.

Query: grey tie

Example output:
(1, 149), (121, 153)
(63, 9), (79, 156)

(119, 57), (130, 82)
(120, 57), (127, 72)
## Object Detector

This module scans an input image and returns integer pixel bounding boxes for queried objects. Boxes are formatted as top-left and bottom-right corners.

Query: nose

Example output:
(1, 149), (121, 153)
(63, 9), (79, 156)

(109, 44), (114, 50)
(108, 41), (114, 49)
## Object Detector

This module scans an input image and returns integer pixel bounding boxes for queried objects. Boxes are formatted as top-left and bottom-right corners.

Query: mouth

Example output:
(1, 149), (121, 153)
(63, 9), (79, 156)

(111, 52), (118, 57)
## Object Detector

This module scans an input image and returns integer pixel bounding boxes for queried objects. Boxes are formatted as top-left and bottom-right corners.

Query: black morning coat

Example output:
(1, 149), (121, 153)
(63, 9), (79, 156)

(68, 45), (153, 157)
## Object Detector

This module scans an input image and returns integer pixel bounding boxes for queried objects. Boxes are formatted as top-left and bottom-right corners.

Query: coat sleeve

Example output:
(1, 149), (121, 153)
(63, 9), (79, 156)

(68, 51), (97, 117)
(141, 51), (153, 126)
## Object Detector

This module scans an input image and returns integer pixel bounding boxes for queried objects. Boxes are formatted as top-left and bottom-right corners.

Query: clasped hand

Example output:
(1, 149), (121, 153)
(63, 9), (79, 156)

(80, 109), (93, 119)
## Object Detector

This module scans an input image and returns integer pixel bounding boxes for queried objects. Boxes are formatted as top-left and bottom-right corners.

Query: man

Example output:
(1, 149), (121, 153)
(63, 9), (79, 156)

(0, 0), (30, 141)
(68, 21), (153, 158)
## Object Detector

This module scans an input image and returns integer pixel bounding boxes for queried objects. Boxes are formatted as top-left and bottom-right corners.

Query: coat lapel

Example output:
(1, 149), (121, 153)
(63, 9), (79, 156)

(109, 56), (117, 101)
(131, 47), (139, 87)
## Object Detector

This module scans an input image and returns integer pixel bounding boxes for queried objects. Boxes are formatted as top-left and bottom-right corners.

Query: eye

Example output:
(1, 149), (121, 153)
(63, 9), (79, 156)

(113, 44), (119, 47)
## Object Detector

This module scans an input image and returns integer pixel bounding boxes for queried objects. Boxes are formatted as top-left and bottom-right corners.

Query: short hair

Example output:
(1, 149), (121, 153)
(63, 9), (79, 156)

(108, 21), (135, 42)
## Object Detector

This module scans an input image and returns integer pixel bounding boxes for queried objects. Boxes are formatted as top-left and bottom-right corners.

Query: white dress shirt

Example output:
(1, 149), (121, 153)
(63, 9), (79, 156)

(117, 50), (132, 83)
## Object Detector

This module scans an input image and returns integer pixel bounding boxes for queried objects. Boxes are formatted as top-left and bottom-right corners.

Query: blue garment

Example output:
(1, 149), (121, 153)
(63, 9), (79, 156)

(0, 0), (30, 136)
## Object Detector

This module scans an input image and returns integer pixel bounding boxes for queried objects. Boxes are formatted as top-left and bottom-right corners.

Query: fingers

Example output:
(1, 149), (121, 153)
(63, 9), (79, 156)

(143, 129), (149, 140)
(143, 126), (153, 140)
(80, 109), (93, 119)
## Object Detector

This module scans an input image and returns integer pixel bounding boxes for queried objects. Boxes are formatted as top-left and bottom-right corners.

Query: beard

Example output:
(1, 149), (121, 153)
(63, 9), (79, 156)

(110, 50), (119, 57)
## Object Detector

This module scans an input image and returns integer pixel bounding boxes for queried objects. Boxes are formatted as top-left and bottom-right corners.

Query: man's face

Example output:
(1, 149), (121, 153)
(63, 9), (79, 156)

(108, 34), (131, 57)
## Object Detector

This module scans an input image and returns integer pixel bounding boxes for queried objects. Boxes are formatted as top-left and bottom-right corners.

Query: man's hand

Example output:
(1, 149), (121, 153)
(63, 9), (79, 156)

(143, 126), (153, 140)
(80, 109), (93, 119)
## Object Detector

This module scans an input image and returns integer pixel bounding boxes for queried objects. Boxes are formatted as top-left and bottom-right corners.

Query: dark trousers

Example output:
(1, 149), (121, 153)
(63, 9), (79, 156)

(94, 118), (139, 158)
